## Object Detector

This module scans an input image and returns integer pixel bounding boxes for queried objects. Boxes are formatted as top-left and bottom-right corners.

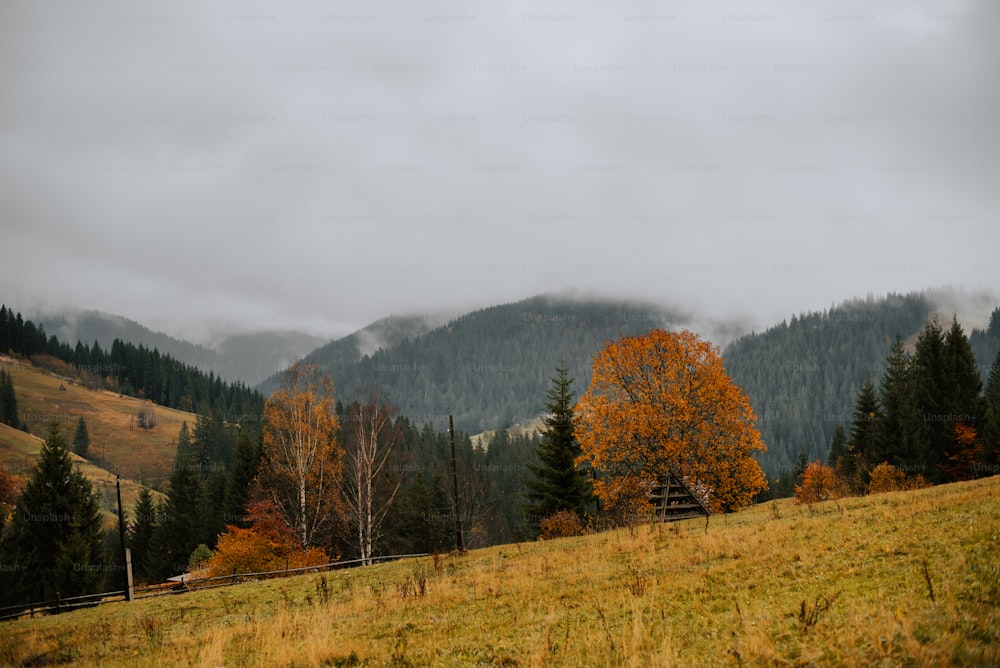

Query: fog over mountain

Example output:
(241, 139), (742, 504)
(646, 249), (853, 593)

(1, 1), (997, 342)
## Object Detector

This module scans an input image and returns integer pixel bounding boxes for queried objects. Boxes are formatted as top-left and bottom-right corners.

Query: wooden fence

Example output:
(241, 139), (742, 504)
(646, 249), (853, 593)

(0, 552), (429, 622)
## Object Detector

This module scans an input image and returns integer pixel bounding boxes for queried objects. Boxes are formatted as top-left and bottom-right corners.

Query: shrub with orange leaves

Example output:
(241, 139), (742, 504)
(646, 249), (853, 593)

(867, 462), (907, 494)
(198, 499), (330, 579)
(575, 329), (767, 514)
(794, 462), (848, 504)
(943, 422), (981, 483)
(538, 510), (586, 540)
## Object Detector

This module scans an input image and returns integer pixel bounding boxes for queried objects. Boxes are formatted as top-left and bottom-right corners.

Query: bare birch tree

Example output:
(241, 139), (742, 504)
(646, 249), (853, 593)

(344, 389), (402, 565)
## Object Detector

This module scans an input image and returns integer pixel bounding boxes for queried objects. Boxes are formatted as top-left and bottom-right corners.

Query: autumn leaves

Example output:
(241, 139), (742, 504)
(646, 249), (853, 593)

(576, 329), (768, 515)
(225, 328), (767, 571)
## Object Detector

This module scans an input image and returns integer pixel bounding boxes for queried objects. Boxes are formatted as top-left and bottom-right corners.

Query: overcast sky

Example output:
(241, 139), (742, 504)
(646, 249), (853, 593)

(1, 0), (997, 344)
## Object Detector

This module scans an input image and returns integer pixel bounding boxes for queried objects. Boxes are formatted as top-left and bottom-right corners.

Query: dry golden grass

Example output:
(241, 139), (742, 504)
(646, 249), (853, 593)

(2, 476), (997, 666)
(1, 357), (182, 520)
(1, 357), (196, 481)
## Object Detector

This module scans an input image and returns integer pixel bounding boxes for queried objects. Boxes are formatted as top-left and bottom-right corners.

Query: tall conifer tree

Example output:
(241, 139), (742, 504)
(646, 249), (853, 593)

(0, 423), (105, 606)
(846, 374), (879, 492)
(826, 424), (847, 469)
(982, 351), (1000, 474)
(940, 318), (984, 481)
(875, 337), (918, 470)
(521, 362), (592, 535)
(130, 487), (157, 582)
(911, 320), (949, 483)
(72, 416), (90, 458)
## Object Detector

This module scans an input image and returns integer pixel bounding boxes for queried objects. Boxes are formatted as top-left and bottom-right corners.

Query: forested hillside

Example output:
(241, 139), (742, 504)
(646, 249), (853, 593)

(723, 293), (1000, 479)
(288, 296), (684, 433)
(0, 305), (263, 419)
(271, 291), (999, 481)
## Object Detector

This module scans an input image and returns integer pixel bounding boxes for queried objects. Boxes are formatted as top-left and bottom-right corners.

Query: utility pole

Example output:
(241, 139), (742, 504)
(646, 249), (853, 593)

(449, 415), (464, 552)
(116, 476), (134, 601)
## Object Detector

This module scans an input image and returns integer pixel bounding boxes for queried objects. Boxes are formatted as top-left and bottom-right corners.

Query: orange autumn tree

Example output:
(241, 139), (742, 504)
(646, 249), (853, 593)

(794, 461), (848, 504)
(199, 499), (329, 578)
(257, 363), (345, 550)
(944, 422), (981, 482)
(575, 329), (767, 515)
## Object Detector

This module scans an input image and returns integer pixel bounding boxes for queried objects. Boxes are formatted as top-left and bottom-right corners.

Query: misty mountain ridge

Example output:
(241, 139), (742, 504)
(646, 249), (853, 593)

(265, 288), (998, 480)
(24, 287), (999, 481)
(33, 309), (325, 387)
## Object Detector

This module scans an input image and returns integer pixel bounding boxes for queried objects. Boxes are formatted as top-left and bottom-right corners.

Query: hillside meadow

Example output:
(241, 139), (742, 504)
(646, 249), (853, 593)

(1, 476), (997, 667)
(1, 356), (196, 490)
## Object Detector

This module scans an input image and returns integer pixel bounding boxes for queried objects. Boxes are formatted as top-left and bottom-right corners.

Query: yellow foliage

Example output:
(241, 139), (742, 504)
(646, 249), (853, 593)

(257, 363), (345, 549)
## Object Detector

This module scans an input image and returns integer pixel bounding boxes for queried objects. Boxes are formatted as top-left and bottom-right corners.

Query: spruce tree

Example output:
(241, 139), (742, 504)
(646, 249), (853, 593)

(826, 424), (847, 469)
(940, 318), (985, 481)
(793, 448), (808, 487)
(911, 319), (950, 483)
(175, 421), (195, 463)
(0, 369), (20, 428)
(521, 363), (592, 535)
(845, 374), (879, 492)
(130, 487), (157, 582)
(982, 351), (1000, 474)
(72, 416), (91, 458)
(0, 423), (106, 606)
(875, 338), (919, 471)
(146, 453), (204, 580)
(223, 431), (261, 528)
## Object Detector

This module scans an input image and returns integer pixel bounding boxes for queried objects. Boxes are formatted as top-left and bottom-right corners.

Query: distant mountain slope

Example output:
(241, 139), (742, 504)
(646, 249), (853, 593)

(37, 310), (220, 370)
(279, 295), (691, 433)
(723, 291), (1000, 478)
(36, 310), (325, 386)
(211, 330), (327, 386)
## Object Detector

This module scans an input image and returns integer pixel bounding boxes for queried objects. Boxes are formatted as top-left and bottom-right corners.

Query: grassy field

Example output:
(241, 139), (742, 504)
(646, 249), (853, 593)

(1, 356), (197, 489)
(1, 476), (996, 667)
(0, 424), (162, 526)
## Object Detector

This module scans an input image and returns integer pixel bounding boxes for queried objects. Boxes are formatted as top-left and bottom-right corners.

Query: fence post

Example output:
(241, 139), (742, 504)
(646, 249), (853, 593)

(124, 547), (135, 602)
(117, 477), (134, 602)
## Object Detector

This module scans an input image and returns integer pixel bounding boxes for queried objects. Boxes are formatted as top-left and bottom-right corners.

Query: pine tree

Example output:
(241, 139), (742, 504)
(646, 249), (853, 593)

(826, 425), (847, 469)
(146, 453), (205, 580)
(982, 351), (1000, 474)
(940, 318), (984, 481)
(199, 470), (228, 547)
(793, 448), (809, 488)
(223, 431), (261, 529)
(846, 374), (879, 492)
(130, 487), (157, 582)
(72, 416), (91, 458)
(875, 338), (919, 471)
(0, 423), (106, 606)
(0, 369), (20, 429)
(521, 363), (592, 535)
(911, 319), (950, 484)
(175, 421), (195, 462)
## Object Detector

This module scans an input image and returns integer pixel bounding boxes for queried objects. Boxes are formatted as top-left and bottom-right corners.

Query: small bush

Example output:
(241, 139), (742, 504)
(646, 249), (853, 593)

(868, 462), (931, 494)
(794, 462), (848, 504)
(868, 462), (907, 494)
(539, 510), (585, 539)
